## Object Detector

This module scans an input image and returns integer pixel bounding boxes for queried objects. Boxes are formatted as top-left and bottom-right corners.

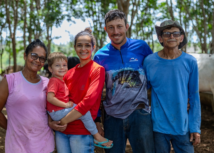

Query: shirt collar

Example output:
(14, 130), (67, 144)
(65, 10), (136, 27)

(109, 37), (129, 51)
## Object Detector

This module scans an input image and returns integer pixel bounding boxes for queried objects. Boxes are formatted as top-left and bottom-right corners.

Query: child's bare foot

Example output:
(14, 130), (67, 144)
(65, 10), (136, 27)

(93, 133), (113, 148)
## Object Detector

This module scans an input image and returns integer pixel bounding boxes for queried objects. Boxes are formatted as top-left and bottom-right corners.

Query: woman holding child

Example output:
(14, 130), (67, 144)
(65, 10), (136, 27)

(48, 28), (112, 153)
(0, 28), (112, 153)
(0, 39), (54, 153)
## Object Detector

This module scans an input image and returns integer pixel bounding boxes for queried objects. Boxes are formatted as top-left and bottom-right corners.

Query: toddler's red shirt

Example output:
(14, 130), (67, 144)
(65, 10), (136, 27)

(46, 77), (69, 112)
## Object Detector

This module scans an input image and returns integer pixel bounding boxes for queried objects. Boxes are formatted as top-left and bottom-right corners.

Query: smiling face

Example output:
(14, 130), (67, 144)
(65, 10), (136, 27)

(74, 35), (93, 62)
(48, 59), (68, 79)
(105, 18), (129, 48)
(24, 46), (46, 72)
(159, 27), (184, 49)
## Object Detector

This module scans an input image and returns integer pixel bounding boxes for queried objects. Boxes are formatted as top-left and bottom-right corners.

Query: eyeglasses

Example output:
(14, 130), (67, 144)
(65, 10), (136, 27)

(30, 53), (46, 63)
(162, 31), (182, 38)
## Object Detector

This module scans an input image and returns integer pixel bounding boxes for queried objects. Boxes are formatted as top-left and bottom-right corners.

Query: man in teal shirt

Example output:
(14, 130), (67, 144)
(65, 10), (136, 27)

(143, 20), (201, 153)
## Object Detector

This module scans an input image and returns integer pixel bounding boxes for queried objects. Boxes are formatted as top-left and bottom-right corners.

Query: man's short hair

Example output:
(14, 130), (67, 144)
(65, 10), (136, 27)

(47, 52), (67, 67)
(104, 9), (127, 25)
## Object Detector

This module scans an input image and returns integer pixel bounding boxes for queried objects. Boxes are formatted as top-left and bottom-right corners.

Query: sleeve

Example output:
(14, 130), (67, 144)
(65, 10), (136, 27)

(188, 59), (201, 134)
(75, 67), (105, 115)
(142, 41), (153, 57)
(5, 73), (15, 94)
(47, 78), (58, 95)
(93, 56), (105, 120)
(143, 57), (151, 89)
(93, 54), (100, 64)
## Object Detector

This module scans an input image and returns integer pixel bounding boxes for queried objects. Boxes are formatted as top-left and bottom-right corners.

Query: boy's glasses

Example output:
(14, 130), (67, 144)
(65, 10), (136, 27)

(162, 31), (182, 38)
(30, 53), (46, 63)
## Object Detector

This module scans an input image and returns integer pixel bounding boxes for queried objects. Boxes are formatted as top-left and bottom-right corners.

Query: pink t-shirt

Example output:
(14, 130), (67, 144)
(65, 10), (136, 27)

(5, 71), (54, 153)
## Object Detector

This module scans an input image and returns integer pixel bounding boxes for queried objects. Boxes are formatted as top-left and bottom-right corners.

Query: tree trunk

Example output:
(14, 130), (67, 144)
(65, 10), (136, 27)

(9, 45), (11, 67)
(211, 1), (214, 54)
(12, 37), (17, 72)
(200, 0), (207, 53)
(34, 0), (42, 40)
(23, 0), (27, 50)
(28, 1), (34, 43)
(127, 0), (140, 38)
(46, 25), (52, 55)
(5, 0), (18, 72)
(184, 0), (204, 53)
(151, 30), (154, 51)
(117, 0), (130, 17)
(0, 49), (3, 72)
(166, 0), (174, 20)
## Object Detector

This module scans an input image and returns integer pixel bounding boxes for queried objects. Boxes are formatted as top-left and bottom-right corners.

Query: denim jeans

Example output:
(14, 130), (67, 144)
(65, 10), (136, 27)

(154, 131), (194, 153)
(48, 104), (98, 135)
(55, 131), (95, 153)
(104, 109), (155, 153)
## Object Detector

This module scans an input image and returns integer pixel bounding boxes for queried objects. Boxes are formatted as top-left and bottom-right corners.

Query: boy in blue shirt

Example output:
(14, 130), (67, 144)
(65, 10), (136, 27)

(143, 20), (201, 153)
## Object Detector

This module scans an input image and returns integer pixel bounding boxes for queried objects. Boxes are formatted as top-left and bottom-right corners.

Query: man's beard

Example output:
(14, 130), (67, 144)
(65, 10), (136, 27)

(111, 35), (126, 45)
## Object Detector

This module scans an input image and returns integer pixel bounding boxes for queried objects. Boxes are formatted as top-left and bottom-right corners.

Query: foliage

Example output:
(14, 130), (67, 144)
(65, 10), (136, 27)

(0, 0), (213, 72)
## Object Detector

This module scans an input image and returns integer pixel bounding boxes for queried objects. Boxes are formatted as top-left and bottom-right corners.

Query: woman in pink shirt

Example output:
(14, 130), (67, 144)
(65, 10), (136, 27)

(0, 39), (55, 153)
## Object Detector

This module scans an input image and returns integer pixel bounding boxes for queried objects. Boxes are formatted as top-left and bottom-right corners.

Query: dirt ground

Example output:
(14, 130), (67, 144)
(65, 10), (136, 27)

(0, 105), (213, 153)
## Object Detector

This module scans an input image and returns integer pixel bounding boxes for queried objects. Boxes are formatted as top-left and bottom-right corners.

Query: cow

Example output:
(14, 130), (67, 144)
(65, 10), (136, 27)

(189, 53), (214, 111)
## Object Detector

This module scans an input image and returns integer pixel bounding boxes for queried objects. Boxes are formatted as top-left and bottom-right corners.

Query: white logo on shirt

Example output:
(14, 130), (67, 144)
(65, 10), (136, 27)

(129, 57), (138, 62)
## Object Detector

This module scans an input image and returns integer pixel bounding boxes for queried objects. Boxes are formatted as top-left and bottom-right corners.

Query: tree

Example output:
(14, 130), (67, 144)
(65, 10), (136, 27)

(0, 0), (6, 71)
(179, 0), (213, 53)
(5, 0), (19, 72)
(43, 0), (65, 55)
(84, 0), (117, 51)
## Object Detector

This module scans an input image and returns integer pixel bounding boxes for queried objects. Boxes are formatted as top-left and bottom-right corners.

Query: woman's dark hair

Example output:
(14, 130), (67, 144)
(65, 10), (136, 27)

(25, 39), (48, 58)
(104, 9), (127, 25)
(74, 27), (96, 51)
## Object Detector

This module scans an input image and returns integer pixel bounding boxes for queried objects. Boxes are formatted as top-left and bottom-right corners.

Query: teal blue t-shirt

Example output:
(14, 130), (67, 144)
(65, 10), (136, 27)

(143, 52), (201, 135)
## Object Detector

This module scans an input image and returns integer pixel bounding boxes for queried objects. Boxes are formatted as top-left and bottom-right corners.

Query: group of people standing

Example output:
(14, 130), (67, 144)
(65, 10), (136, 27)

(0, 9), (201, 153)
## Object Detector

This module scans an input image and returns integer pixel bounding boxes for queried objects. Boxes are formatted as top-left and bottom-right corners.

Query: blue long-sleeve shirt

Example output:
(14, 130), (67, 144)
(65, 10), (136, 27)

(94, 38), (152, 119)
(143, 52), (201, 135)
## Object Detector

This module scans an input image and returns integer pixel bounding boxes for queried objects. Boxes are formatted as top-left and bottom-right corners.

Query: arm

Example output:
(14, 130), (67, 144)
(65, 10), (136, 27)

(47, 92), (73, 108)
(142, 40), (153, 57)
(48, 114), (67, 132)
(143, 58), (151, 90)
(0, 77), (9, 130)
(188, 59), (201, 145)
(60, 108), (83, 125)
(60, 67), (105, 125)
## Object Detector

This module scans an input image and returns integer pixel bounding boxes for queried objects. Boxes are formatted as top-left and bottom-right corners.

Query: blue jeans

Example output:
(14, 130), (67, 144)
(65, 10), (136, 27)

(55, 131), (95, 153)
(104, 109), (155, 153)
(154, 131), (194, 153)
(48, 104), (98, 135)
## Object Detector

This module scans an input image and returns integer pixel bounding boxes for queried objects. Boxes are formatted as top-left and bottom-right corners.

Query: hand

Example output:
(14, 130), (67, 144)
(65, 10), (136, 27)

(48, 120), (67, 132)
(66, 101), (73, 108)
(95, 122), (104, 137)
(190, 133), (200, 146)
